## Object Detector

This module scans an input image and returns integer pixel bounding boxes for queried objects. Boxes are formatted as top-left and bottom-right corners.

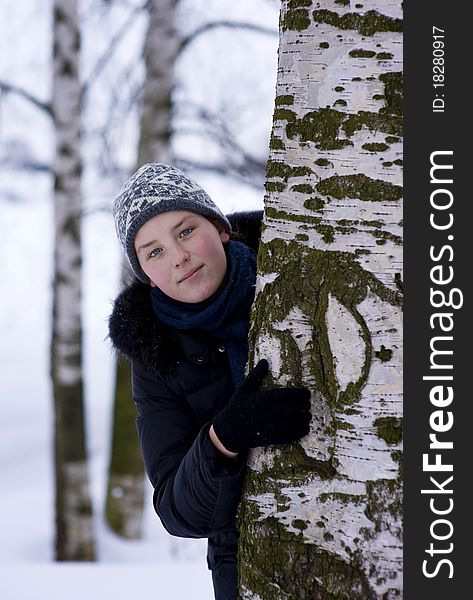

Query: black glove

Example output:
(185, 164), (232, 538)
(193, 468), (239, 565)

(213, 359), (312, 453)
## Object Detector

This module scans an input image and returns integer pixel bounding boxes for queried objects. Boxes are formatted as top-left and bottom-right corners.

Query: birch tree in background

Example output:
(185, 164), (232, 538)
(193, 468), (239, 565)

(106, 0), (180, 539)
(238, 1), (403, 597)
(51, 0), (95, 560)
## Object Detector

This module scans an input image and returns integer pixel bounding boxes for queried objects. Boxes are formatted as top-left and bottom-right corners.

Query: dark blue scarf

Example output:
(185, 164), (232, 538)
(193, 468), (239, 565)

(151, 241), (256, 386)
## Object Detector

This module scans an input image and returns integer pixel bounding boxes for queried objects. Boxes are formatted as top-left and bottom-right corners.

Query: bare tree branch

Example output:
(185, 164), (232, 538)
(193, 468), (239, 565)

(0, 81), (52, 116)
(81, 1), (147, 100)
(83, 61), (143, 179)
(175, 100), (267, 184)
(174, 156), (265, 190)
(0, 157), (51, 173)
(180, 20), (277, 54)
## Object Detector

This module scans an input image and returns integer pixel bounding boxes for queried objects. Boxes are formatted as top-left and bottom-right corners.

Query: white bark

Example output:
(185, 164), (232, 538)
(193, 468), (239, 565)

(52, 0), (83, 388)
(241, 1), (403, 597)
(52, 0), (95, 560)
(137, 0), (180, 165)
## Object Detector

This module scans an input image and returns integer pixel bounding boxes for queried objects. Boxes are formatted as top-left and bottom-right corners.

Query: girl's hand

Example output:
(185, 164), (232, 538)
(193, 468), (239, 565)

(212, 359), (312, 454)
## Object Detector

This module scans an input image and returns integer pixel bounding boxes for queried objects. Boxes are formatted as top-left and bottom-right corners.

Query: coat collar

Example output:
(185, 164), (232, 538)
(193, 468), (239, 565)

(108, 280), (179, 376)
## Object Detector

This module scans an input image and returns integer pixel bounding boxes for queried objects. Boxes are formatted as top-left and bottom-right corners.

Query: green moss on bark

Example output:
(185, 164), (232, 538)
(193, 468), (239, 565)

(265, 181), (286, 192)
(282, 8), (311, 31)
(362, 143), (389, 153)
(379, 72), (403, 116)
(266, 160), (313, 181)
(285, 108), (352, 150)
(292, 519), (309, 531)
(269, 135), (285, 150)
(105, 358), (145, 537)
(349, 49), (376, 58)
(282, 103), (403, 149)
(343, 109), (403, 137)
(288, 0), (312, 7)
(273, 107), (297, 123)
(249, 238), (402, 417)
(304, 197), (325, 211)
(377, 52), (393, 60)
(275, 94), (295, 106)
(291, 183), (315, 193)
(364, 450), (403, 545)
(372, 229), (402, 245)
(265, 207), (322, 226)
(374, 417), (403, 445)
(316, 174), (402, 202)
(375, 345), (393, 362)
(237, 516), (377, 600)
(312, 9), (403, 36)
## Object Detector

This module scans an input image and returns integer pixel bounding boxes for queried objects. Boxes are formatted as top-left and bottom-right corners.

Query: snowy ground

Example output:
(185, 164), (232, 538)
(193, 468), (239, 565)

(1, 564), (212, 600)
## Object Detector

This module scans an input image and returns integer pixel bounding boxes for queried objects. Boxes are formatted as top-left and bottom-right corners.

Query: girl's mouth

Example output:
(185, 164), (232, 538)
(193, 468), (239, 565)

(179, 266), (203, 283)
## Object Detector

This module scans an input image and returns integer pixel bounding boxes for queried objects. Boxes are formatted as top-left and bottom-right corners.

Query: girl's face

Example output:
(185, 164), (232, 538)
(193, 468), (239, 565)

(134, 210), (230, 303)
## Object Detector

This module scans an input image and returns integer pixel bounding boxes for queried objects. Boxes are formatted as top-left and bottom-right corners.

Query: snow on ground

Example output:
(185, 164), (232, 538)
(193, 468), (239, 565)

(1, 564), (213, 600)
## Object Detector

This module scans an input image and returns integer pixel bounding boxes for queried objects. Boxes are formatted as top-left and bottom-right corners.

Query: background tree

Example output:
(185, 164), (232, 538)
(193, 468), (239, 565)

(237, 1), (403, 598)
(51, 0), (95, 561)
(105, 0), (180, 539)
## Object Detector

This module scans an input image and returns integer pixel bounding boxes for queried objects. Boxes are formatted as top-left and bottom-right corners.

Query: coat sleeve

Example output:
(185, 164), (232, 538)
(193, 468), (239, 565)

(132, 361), (247, 539)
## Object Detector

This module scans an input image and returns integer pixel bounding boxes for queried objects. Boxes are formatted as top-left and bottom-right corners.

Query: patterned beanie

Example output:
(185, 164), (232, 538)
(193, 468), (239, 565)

(113, 163), (232, 283)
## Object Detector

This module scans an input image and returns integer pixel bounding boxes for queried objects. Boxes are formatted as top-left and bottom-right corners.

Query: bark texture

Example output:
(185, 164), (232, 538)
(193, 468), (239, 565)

(238, 1), (403, 598)
(51, 0), (95, 561)
(137, 0), (178, 167)
(106, 0), (179, 538)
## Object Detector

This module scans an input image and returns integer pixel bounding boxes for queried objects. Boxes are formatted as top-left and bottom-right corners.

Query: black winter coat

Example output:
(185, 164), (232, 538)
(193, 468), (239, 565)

(108, 211), (263, 600)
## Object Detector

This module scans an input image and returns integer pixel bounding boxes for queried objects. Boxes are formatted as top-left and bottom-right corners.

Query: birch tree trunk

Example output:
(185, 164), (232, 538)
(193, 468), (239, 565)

(51, 0), (95, 561)
(106, 0), (179, 538)
(238, 1), (403, 597)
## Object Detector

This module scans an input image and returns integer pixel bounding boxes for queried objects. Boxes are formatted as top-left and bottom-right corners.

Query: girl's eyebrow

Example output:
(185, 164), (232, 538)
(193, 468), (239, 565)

(136, 215), (193, 254)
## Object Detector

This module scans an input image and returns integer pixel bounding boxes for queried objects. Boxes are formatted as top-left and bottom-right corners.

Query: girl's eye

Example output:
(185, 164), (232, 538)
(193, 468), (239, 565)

(148, 247), (162, 259)
(180, 227), (193, 237)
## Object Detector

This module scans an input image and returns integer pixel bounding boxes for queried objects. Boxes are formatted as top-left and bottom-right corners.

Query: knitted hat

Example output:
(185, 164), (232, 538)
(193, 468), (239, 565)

(113, 163), (232, 282)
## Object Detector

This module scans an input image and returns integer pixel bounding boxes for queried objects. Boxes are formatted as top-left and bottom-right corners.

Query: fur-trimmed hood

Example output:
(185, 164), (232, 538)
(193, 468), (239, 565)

(108, 279), (180, 376)
(108, 210), (263, 377)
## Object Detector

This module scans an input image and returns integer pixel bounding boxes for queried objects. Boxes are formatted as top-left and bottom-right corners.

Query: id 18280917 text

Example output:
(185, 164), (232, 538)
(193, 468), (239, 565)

(432, 26), (445, 113)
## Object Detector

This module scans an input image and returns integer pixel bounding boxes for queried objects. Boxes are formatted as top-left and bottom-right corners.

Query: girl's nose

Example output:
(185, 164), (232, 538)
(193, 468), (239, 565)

(173, 245), (190, 267)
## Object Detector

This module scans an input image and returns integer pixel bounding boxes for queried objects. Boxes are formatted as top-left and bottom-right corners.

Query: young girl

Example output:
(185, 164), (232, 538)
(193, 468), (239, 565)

(108, 163), (311, 600)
